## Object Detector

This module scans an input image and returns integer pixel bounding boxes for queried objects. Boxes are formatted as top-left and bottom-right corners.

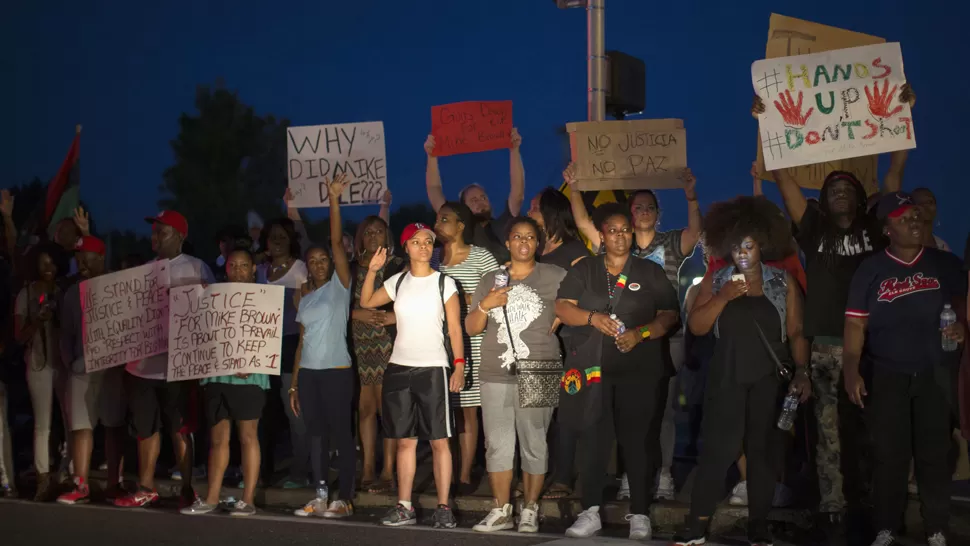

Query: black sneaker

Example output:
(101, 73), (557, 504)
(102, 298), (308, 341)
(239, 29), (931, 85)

(432, 504), (457, 529)
(748, 520), (773, 546)
(674, 519), (708, 546)
(380, 503), (417, 527)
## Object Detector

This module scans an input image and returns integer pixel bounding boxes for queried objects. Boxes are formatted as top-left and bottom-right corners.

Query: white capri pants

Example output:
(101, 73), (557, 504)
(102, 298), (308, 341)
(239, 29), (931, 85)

(481, 381), (554, 475)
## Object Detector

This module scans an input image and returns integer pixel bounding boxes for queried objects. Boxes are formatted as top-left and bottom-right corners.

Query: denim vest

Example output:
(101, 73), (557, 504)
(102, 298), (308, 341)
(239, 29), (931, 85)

(711, 263), (788, 342)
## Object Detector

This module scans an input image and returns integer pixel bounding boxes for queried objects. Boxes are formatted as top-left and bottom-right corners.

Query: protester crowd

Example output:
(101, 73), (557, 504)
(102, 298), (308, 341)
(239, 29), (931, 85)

(1, 84), (968, 546)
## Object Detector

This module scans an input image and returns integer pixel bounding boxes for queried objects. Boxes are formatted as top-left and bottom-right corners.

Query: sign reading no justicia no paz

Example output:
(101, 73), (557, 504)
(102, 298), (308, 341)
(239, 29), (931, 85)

(752, 42), (916, 171)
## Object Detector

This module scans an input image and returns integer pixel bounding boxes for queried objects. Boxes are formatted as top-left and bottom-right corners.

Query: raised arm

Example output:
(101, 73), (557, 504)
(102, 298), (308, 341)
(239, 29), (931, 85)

(680, 168), (702, 257)
(327, 174), (352, 289)
(379, 190), (392, 226)
(424, 135), (446, 212)
(563, 163), (601, 249)
(751, 161), (763, 196)
(359, 247), (393, 309)
(882, 84), (916, 194)
(752, 96), (809, 226)
(508, 128), (525, 215)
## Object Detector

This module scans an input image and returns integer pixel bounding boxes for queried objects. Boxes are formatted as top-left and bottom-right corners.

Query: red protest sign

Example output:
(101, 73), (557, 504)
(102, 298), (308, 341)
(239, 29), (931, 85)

(430, 101), (513, 157)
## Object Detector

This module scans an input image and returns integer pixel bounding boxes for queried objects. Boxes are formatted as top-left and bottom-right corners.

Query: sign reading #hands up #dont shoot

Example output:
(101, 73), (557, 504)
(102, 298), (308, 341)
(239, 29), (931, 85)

(752, 42), (915, 172)
(287, 122), (387, 208)
(167, 283), (284, 382)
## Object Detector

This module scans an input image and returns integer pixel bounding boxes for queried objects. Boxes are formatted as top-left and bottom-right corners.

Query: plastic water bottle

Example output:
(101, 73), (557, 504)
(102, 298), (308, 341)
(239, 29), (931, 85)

(610, 313), (626, 335)
(315, 481), (329, 503)
(777, 394), (798, 431)
(494, 267), (509, 288)
(941, 304), (958, 352)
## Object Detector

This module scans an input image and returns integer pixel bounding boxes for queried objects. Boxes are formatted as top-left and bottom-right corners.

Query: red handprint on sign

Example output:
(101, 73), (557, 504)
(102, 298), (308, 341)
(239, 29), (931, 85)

(773, 90), (814, 127)
(865, 80), (903, 119)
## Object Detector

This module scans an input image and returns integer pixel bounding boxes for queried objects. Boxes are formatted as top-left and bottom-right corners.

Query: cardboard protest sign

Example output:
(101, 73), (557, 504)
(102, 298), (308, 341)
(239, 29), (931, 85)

(287, 122), (387, 208)
(82, 262), (170, 372)
(430, 101), (513, 156)
(753, 42), (915, 173)
(756, 14), (885, 194)
(565, 119), (687, 191)
(167, 283), (284, 382)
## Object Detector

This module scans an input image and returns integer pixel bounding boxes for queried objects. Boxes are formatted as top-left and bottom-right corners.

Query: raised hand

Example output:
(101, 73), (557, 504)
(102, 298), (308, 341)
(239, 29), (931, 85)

(563, 162), (579, 187)
(0, 190), (14, 218)
(424, 134), (436, 156)
(368, 247), (388, 272)
(865, 80), (904, 119)
(899, 83), (916, 109)
(381, 189), (393, 206)
(510, 127), (522, 149)
(680, 168), (697, 201)
(773, 90), (814, 127)
(751, 95), (766, 119)
(73, 206), (91, 236)
(327, 172), (350, 200)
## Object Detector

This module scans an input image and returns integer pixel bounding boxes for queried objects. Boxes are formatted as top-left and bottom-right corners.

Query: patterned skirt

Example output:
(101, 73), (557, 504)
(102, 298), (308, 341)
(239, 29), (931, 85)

(352, 322), (393, 386)
(450, 334), (482, 408)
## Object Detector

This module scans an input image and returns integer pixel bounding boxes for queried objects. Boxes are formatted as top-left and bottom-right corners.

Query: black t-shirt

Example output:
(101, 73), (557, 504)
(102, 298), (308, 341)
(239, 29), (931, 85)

(472, 205), (513, 264)
(541, 239), (590, 271)
(795, 204), (884, 337)
(557, 255), (679, 378)
(846, 247), (966, 373)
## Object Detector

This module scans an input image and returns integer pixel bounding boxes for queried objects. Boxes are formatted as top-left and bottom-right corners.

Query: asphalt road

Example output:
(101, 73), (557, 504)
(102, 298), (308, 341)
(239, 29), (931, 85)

(0, 500), (722, 546)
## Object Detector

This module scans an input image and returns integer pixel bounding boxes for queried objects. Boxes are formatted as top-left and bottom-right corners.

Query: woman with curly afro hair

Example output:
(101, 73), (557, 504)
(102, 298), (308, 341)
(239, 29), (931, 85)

(674, 196), (810, 546)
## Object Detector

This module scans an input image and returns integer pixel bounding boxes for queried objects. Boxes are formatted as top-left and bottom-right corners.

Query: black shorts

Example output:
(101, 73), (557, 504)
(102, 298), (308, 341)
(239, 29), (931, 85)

(382, 364), (453, 441)
(204, 383), (266, 424)
(125, 373), (197, 439)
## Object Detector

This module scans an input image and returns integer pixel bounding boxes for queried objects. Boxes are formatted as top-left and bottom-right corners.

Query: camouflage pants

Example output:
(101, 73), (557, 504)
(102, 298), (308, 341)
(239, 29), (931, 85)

(811, 342), (871, 513)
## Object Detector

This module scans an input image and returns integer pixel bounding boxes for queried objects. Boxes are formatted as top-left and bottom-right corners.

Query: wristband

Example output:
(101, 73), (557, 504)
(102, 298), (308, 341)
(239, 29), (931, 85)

(477, 303), (487, 314)
(587, 311), (595, 326)
(288, 387), (298, 394)
(453, 358), (466, 366)
(638, 326), (651, 339)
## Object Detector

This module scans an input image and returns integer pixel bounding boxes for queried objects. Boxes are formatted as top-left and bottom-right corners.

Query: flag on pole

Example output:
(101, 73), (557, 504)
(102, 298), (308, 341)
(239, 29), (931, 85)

(45, 126), (81, 240)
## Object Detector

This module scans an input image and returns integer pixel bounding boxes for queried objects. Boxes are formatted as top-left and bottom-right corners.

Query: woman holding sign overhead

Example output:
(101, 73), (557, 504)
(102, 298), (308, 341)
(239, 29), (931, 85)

(289, 174), (356, 519)
(181, 246), (267, 518)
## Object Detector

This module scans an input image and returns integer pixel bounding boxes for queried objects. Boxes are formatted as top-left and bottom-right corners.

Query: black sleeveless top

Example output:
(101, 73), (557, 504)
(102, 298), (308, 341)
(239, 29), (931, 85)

(709, 294), (785, 388)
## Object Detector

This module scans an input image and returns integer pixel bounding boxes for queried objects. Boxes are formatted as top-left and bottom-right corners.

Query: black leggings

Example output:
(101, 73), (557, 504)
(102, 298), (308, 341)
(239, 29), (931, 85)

(298, 368), (356, 501)
(689, 373), (783, 527)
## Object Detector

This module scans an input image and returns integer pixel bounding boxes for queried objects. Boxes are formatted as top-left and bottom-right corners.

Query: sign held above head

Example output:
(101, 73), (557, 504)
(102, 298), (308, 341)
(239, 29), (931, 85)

(287, 121), (387, 208)
(566, 118), (687, 191)
(430, 101), (513, 157)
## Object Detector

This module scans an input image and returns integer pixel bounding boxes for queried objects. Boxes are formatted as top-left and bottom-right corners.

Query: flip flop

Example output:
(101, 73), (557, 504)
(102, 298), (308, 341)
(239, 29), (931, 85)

(542, 482), (572, 500)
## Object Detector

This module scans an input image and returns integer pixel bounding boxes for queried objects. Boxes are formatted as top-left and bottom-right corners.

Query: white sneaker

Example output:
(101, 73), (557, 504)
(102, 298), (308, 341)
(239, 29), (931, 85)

(772, 483), (793, 507)
(518, 502), (539, 533)
(927, 532), (947, 546)
(472, 504), (514, 532)
(655, 468), (675, 501)
(617, 473), (631, 500)
(294, 497), (327, 517)
(728, 481), (748, 506)
(870, 530), (896, 546)
(565, 507), (602, 538)
(626, 513), (652, 540)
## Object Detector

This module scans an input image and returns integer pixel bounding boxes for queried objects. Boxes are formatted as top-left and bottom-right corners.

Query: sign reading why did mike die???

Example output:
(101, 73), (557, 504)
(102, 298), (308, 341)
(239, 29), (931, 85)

(566, 119), (687, 191)
(287, 122), (387, 208)
(752, 42), (915, 173)
(167, 283), (284, 382)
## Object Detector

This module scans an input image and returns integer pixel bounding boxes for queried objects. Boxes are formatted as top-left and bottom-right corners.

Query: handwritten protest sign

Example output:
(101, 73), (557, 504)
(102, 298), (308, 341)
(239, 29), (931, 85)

(756, 15), (885, 193)
(287, 122), (386, 208)
(752, 42), (915, 173)
(565, 119), (687, 191)
(167, 283), (283, 382)
(430, 101), (513, 156)
(82, 262), (170, 372)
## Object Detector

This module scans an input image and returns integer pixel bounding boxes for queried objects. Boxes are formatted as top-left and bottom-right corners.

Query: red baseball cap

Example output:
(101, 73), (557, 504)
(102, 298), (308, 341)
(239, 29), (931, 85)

(400, 223), (436, 247)
(145, 210), (188, 238)
(74, 236), (106, 256)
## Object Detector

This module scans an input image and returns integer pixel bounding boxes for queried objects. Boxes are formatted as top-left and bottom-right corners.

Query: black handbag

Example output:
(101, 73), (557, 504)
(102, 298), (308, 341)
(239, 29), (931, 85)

(501, 306), (561, 408)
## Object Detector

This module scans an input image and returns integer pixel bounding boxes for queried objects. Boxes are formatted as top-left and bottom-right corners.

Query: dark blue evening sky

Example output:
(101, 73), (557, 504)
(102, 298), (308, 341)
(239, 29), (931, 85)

(7, 1), (969, 249)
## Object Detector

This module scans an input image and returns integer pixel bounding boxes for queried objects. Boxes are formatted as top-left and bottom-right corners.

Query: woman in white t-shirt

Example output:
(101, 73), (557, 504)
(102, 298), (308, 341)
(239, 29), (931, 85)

(360, 223), (465, 529)
(255, 218), (309, 488)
